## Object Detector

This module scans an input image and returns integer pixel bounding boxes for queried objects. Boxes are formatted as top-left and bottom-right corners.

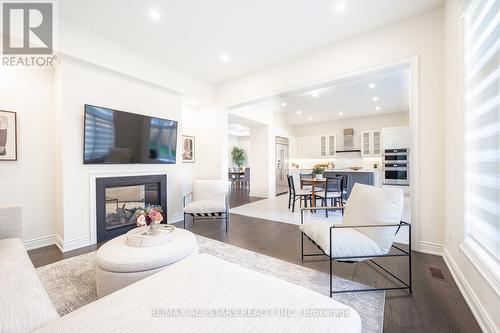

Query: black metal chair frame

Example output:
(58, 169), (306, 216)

(300, 207), (412, 296)
(287, 175), (312, 212)
(314, 176), (344, 217)
(183, 193), (230, 233)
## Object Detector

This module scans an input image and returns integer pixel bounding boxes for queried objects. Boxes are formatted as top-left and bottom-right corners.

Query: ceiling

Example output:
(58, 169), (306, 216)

(58, 0), (443, 83)
(276, 67), (410, 126)
(229, 66), (410, 126)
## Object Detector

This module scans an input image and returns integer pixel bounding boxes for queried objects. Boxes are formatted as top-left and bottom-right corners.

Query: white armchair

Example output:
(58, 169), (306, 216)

(299, 183), (411, 296)
(183, 180), (230, 232)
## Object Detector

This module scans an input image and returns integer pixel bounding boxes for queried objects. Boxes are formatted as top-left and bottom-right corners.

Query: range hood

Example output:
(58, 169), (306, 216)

(336, 128), (361, 153)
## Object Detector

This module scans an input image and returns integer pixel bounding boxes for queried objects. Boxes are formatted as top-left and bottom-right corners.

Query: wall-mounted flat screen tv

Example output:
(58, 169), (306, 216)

(84, 104), (178, 164)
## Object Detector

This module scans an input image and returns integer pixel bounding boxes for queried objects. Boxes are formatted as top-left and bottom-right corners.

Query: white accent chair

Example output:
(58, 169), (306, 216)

(299, 183), (412, 296)
(183, 180), (230, 232)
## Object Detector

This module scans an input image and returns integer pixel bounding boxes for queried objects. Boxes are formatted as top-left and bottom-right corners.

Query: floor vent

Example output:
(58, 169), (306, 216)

(429, 267), (446, 280)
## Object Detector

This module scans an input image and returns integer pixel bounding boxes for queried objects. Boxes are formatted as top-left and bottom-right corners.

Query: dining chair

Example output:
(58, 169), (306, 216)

(335, 173), (350, 202)
(300, 172), (323, 191)
(236, 168), (250, 189)
(287, 175), (312, 213)
(315, 176), (344, 217)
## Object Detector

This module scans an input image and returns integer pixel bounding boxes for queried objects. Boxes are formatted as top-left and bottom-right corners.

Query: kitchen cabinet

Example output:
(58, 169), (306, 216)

(298, 135), (336, 158)
(382, 126), (409, 150)
(320, 135), (336, 157)
(360, 130), (381, 157)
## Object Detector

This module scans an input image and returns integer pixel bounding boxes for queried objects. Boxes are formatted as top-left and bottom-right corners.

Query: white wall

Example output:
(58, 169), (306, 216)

(228, 135), (251, 168)
(292, 111), (408, 137)
(443, 1), (499, 332)
(55, 58), (184, 248)
(217, 8), (444, 252)
(0, 67), (56, 248)
(249, 126), (273, 197)
(57, 20), (214, 106)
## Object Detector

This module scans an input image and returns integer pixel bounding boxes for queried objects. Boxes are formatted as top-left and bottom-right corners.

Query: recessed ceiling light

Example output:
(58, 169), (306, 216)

(368, 83), (376, 89)
(296, 110), (302, 115)
(375, 106), (381, 111)
(372, 97), (379, 101)
(334, 2), (347, 13)
(149, 9), (161, 21)
(338, 112), (343, 116)
(281, 102), (287, 107)
(308, 116), (312, 120)
(219, 53), (230, 63)
(311, 90), (320, 98)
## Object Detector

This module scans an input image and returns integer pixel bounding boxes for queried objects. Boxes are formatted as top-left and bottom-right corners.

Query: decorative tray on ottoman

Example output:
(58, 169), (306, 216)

(126, 225), (176, 247)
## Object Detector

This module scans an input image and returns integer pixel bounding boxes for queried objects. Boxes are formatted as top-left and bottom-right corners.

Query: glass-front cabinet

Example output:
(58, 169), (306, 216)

(360, 130), (382, 157)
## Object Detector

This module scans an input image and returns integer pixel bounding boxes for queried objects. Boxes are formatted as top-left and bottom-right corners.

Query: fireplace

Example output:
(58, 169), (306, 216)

(96, 175), (167, 242)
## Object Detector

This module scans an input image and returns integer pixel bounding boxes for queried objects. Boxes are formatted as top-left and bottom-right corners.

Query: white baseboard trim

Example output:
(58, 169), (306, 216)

(442, 247), (497, 333)
(417, 241), (443, 256)
(23, 235), (57, 250)
(169, 213), (184, 224)
(61, 236), (91, 252)
(54, 235), (91, 253)
(54, 234), (63, 252)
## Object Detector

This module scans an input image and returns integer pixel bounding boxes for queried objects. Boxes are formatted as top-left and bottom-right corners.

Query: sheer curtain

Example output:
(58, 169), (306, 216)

(463, 0), (500, 271)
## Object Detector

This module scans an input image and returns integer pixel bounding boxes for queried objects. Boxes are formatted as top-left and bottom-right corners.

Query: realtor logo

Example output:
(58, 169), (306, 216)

(2, 2), (53, 55)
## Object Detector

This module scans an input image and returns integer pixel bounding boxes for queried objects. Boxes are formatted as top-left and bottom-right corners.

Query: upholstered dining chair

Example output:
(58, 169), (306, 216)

(287, 175), (314, 213)
(300, 183), (411, 296)
(183, 180), (230, 232)
(315, 176), (344, 217)
(236, 167), (250, 189)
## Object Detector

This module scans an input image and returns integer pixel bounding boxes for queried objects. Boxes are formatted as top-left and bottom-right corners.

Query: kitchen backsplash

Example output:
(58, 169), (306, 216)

(289, 153), (382, 170)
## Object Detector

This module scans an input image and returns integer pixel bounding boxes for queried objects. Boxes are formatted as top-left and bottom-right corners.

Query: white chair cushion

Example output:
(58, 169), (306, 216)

(192, 180), (228, 203)
(343, 183), (404, 254)
(294, 189), (312, 196)
(299, 222), (383, 261)
(316, 191), (341, 198)
(184, 200), (227, 214)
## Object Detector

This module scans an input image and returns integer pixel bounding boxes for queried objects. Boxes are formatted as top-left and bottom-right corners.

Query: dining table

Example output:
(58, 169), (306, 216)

(229, 171), (245, 188)
(300, 178), (327, 208)
(228, 171), (244, 178)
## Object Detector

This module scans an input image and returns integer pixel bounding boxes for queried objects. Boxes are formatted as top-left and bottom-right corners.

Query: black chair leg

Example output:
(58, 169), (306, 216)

(325, 199), (328, 218)
(292, 195), (296, 213)
(304, 196), (308, 208)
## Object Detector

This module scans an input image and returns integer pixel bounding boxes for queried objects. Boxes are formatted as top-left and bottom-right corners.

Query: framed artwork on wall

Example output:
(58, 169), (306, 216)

(0, 110), (17, 161)
(182, 135), (195, 163)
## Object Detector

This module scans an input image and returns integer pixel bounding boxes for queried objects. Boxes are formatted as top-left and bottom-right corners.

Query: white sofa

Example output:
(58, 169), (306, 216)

(0, 207), (60, 333)
(0, 207), (361, 332)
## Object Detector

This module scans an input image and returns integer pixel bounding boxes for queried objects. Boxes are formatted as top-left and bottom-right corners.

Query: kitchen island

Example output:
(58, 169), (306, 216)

(289, 169), (381, 197)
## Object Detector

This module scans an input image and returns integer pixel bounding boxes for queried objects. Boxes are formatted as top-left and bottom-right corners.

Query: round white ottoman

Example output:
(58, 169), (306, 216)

(96, 228), (198, 298)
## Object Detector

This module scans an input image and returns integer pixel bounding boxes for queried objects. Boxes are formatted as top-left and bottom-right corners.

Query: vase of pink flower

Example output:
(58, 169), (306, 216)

(135, 205), (164, 235)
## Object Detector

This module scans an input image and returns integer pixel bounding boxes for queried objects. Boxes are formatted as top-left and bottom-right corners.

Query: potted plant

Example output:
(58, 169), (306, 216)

(231, 147), (246, 170)
(312, 165), (325, 179)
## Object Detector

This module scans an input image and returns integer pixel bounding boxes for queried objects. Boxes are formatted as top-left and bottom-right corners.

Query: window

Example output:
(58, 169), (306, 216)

(463, 0), (500, 272)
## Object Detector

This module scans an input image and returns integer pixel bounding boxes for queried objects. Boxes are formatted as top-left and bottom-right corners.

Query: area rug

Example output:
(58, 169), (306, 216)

(36, 235), (384, 333)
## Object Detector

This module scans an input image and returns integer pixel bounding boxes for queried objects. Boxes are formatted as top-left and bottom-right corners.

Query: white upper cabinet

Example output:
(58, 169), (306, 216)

(382, 126), (409, 150)
(297, 136), (313, 158)
(320, 135), (336, 157)
(360, 130), (382, 157)
(298, 135), (336, 158)
(328, 135), (336, 156)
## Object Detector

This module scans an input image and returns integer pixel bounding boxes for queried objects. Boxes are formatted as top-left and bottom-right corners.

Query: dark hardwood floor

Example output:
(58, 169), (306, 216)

(28, 186), (481, 333)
